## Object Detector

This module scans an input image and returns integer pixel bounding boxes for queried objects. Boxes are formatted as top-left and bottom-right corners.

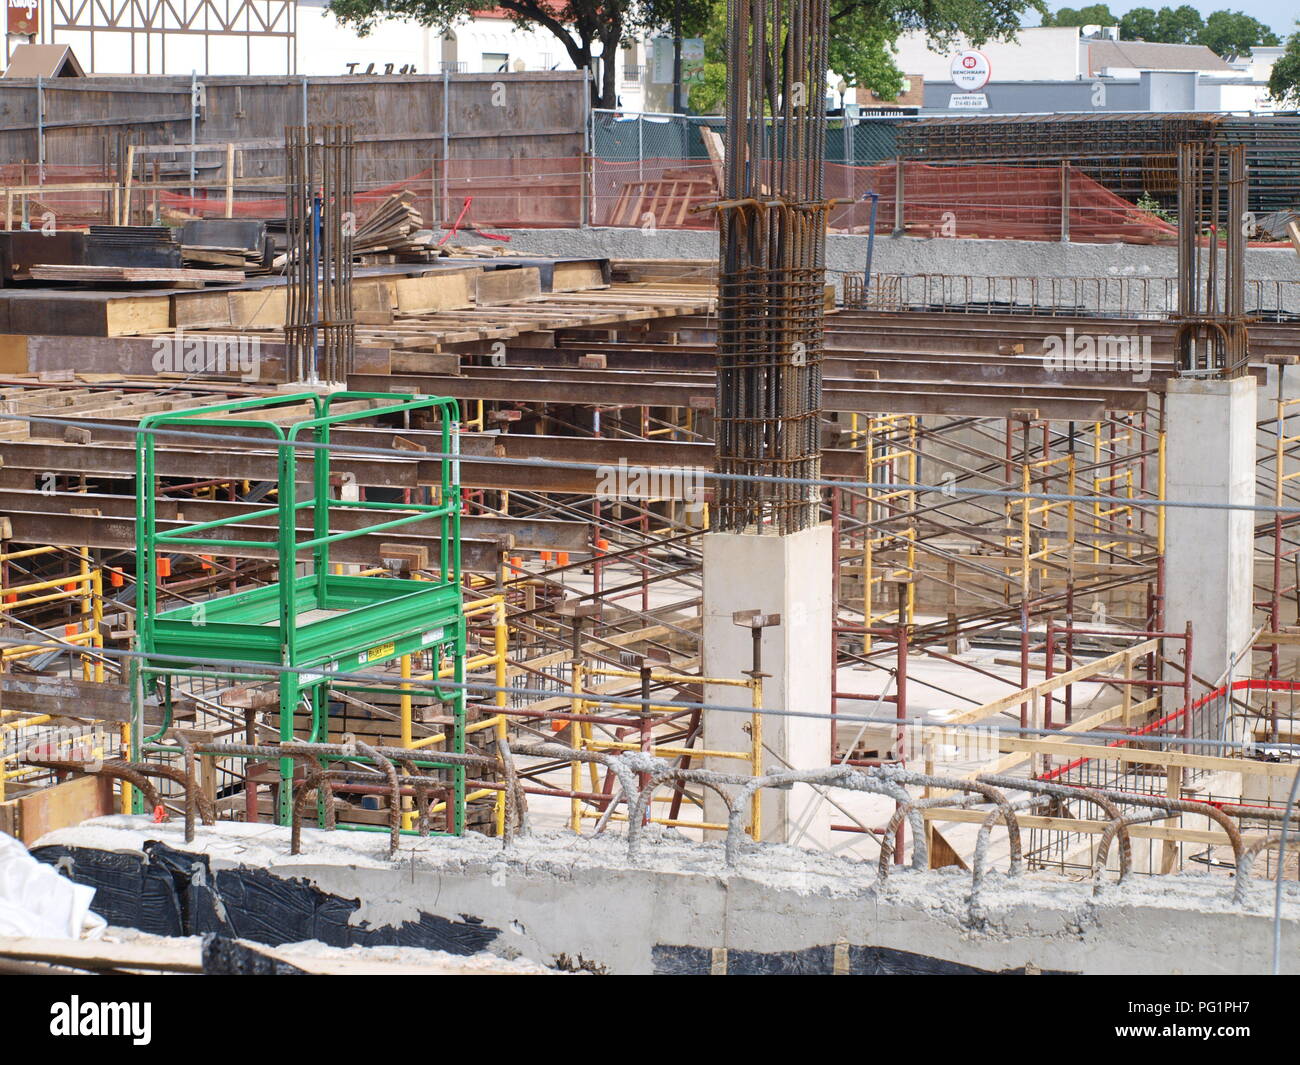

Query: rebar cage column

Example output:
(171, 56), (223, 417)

(285, 124), (356, 384)
(713, 0), (831, 534)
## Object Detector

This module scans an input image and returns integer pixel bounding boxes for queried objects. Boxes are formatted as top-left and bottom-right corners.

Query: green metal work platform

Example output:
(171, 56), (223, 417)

(132, 391), (468, 833)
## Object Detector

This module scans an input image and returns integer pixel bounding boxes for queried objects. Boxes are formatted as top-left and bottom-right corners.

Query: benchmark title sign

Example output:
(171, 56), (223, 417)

(949, 50), (991, 92)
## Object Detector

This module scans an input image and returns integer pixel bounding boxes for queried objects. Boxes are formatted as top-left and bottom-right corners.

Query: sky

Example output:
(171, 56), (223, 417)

(1028, 1), (1297, 38)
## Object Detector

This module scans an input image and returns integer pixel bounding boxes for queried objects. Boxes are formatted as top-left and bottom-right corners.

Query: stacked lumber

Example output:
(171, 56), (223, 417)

(85, 225), (181, 269)
(354, 191), (434, 257)
(607, 168), (718, 228)
(180, 218), (271, 274)
(25, 264), (244, 284)
(610, 259), (717, 285)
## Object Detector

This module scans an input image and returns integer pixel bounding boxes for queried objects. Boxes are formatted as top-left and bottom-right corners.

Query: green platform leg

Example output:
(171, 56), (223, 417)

(277, 670), (299, 826)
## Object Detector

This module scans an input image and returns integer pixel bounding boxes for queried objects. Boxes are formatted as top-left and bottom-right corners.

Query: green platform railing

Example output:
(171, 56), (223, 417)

(132, 391), (468, 834)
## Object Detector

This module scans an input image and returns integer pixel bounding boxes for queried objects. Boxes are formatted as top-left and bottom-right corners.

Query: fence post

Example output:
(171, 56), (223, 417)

(35, 76), (44, 186)
(891, 155), (904, 237)
(442, 68), (451, 225)
(581, 68), (592, 228)
(1059, 160), (1070, 243)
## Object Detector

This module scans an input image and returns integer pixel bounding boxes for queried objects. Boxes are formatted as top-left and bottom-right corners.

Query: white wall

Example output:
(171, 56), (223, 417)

(891, 26), (1085, 84)
(295, 2), (645, 108)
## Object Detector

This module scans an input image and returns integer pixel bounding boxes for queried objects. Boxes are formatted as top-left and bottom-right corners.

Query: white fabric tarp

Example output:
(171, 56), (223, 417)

(0, 833), (105, 938)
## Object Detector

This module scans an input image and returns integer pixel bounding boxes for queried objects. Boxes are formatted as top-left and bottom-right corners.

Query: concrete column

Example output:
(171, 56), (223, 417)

(1163, 376), (1256, 688)
(702, 525), (832, 844)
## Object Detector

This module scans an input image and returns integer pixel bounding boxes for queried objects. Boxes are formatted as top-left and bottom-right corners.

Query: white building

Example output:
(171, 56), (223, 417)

(893, 25), (1285, 114)
(3, 0), (650, 109)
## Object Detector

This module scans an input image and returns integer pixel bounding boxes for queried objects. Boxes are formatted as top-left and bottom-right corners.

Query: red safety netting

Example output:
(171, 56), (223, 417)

(590, 157), (718, 230)
(0, 158), (586, 230)
(827, 161), (1179, 244)
(13, 157), (1285, 247)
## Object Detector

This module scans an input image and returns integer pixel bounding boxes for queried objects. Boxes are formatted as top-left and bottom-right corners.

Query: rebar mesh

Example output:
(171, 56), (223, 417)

(713, 0), (830, 534)
(1175, 142), (1249, 378)
(284, 124), (356, 384)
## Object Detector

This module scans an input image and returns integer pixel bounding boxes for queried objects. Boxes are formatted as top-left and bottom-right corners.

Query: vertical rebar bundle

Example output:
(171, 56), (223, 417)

(714, 0), (830, 534)
(285, 125), (355, 384)
(1175, 142), (1249, 378)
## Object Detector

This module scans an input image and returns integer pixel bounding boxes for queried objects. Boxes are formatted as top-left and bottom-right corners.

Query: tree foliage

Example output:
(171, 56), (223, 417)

(327, 0), (707, 107)
(690, 0), (1047, 110)
(1041, 5), (1116, 28)
(1269, 23), (1300, 106)
(1198, 10), (1280, 56)
(331, 0), (1047, 112)
(1106, 5), (1280, 56)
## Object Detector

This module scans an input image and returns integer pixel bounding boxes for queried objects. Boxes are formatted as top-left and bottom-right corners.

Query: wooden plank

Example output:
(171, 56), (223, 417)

(392, 270), (478, 313)
(992, 733), (1290, 777)
(227, 287), (287, 329)
(172, 289), (234, 328)
(25, 265), (245, 284)
(0, 935), (202, 973)
(475, 267), (541, 306)
(944, 639), (1161, 725)
(923, 807), (1266, 848)
(15, 775), (114, 844)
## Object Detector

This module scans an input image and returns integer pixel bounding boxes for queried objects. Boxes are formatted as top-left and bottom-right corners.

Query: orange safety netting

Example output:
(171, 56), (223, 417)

(2, 158), (1213, 246)
(591, 158), (718, 230)
(827, 161), (1179, 244)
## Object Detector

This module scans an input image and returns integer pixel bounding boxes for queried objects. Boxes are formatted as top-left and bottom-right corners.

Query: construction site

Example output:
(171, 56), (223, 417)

(0, 5), (1299, 983)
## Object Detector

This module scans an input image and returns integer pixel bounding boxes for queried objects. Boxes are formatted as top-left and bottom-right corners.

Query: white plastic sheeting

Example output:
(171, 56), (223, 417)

(0, 833), (105, 938)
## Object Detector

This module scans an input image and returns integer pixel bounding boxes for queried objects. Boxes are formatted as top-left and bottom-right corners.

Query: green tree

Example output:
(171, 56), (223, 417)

(330, 0), (1047, 111)
(327, 0), (707, 108)
(1118, 7), (1158, 39)
(701, 0), (1049, 109)
(1198, 10), (1279, 57)
(1268, 23), (1300, 106)
(1153, 4), (1204, 43)
(1042, 4), (1116, 28)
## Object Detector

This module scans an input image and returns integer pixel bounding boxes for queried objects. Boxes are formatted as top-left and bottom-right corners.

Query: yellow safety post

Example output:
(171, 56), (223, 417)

(569, 660), (585, 833)
(400, 653), (413, 750)
(750, 671), (763, 841)
(863, 414), (917, 652)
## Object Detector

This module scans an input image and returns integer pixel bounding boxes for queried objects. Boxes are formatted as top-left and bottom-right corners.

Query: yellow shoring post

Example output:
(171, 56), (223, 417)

(91, 565), (104, 684)
(493, 714), (507, 836)
(1157, 429), (1167, 556)
(79, 549), (91, 682)
(400, 653), (413, 749)
(574, 667), (761, 836)
(905, 416), (917, 628)
(1066, 454), (1077, 581)
(569, 660), (585, 833)
(750, 671), (763, 841)
(1021, 461), (1031, 601)
(491, 596), (508, 835)
(1092, 420), (1103, 564)
(864, 419), (875, 653)
(493, 598), (508, 710)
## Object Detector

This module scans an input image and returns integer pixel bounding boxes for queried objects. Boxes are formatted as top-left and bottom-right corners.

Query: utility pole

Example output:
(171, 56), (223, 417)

(671, 0), (683, 115)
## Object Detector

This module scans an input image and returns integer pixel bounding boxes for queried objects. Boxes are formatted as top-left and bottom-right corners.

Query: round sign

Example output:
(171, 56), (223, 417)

(949, 50), (991, 92)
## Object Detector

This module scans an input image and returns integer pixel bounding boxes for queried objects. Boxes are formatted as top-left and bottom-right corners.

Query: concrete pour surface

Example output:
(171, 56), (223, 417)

(34, 815), (1300, 975)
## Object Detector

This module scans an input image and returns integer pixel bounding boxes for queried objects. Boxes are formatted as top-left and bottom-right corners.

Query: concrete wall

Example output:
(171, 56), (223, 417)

(35, 817), (1300, 975)
(471, 229), (1300, 311)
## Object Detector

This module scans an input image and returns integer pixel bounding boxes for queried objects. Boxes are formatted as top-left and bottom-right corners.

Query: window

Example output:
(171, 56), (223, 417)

(481, 53), (508, 73)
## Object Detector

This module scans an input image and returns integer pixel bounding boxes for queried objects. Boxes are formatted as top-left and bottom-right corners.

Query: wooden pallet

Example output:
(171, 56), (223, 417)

(24, 264), (245, 284)
(608, 170), (717, 228)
